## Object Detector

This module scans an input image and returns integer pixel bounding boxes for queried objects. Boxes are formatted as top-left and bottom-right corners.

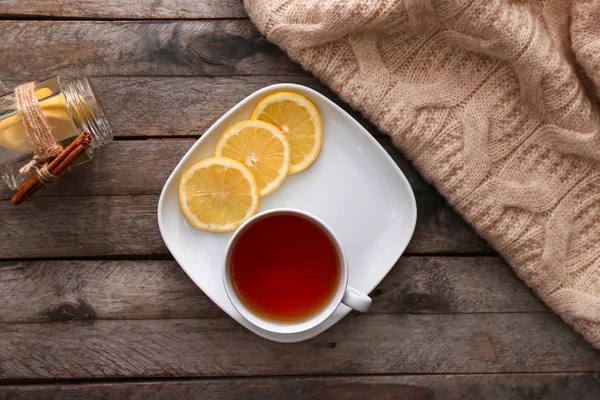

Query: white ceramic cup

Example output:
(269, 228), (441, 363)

(223, 208), (372, 335)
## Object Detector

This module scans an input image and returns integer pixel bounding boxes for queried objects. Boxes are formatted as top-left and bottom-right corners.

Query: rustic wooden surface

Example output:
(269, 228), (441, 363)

(0, 1), (598, 398)
(2, 374), (600, 400)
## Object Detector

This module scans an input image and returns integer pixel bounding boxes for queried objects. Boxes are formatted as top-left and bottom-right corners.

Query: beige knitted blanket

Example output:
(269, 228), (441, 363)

(244, 0), (600, 348)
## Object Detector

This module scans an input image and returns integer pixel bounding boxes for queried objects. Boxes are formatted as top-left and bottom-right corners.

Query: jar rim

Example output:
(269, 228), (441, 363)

(61, 76), (113, 148)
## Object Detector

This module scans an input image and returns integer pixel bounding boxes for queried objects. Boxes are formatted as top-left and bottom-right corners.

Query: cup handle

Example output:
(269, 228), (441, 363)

(342, 286), (372, 312)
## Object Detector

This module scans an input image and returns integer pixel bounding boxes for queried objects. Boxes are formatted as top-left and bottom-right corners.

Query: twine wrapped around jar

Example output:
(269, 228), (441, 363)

(14, 82), (63, 182)
(9, 81), (94, 205)
(0, 75), (111, 202)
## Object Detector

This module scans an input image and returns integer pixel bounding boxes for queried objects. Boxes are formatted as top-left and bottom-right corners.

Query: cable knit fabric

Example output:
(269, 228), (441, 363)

(244, 0), (600, 349)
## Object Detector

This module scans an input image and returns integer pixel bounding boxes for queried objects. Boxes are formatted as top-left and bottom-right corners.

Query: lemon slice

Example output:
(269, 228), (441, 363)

(214, 120), (290, 196)
(251, 91), (323, 174)
(0, 93), (77, 154)
(179, 157), (260, 232)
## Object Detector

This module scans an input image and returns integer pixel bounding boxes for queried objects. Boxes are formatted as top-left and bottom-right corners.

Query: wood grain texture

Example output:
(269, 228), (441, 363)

(0, 20), (300, 80)
(1, 76), (387, 139)
(0, 192), (487, 259)
(0, 314), (598, 380)
(2, 374), (599, 400)
(92, 76), (371, 138)
(0, 140), (195, 199)
(0, 195), (164, 258)
(369, 256), (544, 314)
(0, 0), (247, 19)
(0, 257), (544, 323)
(0, 259), (220, 322)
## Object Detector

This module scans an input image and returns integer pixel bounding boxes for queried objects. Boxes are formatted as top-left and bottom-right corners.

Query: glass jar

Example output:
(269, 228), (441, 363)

(0, 76), (112, 190)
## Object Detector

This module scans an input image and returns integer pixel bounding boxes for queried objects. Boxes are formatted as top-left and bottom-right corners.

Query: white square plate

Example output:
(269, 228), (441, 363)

(158, 84), (417, 342)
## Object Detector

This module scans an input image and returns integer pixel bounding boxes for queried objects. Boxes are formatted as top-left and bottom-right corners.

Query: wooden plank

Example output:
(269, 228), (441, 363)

(0, 314), (598, 379)
(0, 259), (224, 322)
(0, 140), (195, 200)
(0, 192), (488, 259)
(0, 139), (430, 200)
(0, 20), (301, 80)
(92, 76), (379, 139)
(0, 257), (544, 323)
(0, 0), (247, 19)
(0, 76), (384, 139)
(369, 256), (543, 314)
(0, 195), (165, 258)
(1, 373), (599, 400)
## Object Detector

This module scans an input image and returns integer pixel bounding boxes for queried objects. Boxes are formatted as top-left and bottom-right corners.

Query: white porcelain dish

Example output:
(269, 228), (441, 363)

(158, 84), (417, 343)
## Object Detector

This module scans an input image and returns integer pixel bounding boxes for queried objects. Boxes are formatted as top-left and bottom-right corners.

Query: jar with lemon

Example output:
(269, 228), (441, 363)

(0, 76), (112, 190)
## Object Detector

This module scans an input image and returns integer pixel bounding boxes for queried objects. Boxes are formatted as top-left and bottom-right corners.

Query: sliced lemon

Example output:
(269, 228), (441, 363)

(250, 91), (322, 174)
(214, 120), (290, 196)
(179, 157), (259, 232)
(0, 93), (77, 154)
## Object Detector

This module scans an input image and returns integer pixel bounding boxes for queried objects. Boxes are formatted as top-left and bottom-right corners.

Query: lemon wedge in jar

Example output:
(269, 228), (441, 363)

(0, 92), (76, 154)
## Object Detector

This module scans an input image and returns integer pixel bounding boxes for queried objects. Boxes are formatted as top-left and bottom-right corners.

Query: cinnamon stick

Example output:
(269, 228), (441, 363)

(11, 132), (93, 206)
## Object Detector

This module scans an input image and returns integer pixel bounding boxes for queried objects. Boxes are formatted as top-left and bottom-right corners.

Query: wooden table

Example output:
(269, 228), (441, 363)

(1, 1), (599, 398)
